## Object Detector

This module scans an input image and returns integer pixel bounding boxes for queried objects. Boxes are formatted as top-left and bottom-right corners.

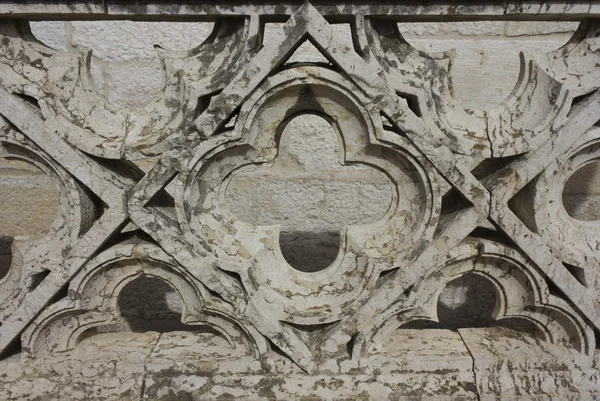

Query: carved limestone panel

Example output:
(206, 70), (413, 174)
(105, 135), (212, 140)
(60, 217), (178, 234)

(0, 2), (599, 400)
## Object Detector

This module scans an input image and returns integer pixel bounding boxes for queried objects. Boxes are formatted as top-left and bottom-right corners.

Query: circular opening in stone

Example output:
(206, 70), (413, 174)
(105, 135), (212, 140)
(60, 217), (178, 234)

(0, 156), (60, 238)
(562, 160), (600, 221)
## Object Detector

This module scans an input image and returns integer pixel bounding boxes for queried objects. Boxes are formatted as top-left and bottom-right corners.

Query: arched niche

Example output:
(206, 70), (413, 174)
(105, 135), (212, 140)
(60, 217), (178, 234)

(21, 242), (268, 360)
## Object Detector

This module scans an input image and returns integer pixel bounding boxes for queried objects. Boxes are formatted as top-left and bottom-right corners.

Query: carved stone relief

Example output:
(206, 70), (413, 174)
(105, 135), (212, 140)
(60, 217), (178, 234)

(0, 2), (599, 399)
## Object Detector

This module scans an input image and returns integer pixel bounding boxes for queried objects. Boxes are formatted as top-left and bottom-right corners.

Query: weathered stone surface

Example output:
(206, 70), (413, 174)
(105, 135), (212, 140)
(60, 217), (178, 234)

(105, 62), (165, 109)
(460, 327), (599, 400)
(402, 36), (573, 110)
(1, 328), (598, 400)
(0, 158), (59, 237)
(0, 2), (599, 400)
(504, 20), (580, 37)
(70, 21), (214, 62)
(7, 3), (600, 19)
(0, 332), (156, 401)
(29, 21), (67, 51)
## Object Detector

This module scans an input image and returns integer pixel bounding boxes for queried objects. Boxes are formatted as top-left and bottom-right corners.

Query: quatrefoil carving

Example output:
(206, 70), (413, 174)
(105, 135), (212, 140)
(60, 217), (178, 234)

(180, 67), (441, 326)
(224, 113), (395, 273)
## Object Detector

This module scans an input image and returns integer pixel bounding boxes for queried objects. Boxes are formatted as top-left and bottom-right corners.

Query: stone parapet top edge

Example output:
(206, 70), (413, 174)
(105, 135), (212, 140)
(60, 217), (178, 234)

(2, 1), (600, 21)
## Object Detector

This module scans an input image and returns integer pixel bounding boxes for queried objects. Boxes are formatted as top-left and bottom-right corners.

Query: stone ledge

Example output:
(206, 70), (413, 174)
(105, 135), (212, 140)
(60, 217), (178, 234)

(2, 2), (600, 20)
(1, 328), (597, 400)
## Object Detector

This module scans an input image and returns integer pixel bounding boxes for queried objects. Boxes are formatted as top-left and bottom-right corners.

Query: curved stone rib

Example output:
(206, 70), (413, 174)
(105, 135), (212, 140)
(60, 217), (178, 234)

(539, 20), (600, 97)
(357, 240), (595, 362)
(182, 67), (441, 326)
(0, 88), (129, 355)
(0, 20), (126, 158)
(361, 18), (572, 157)
(532, 127), (600, 302)
(21, 241), (269, 360)
(0, 19), (259, 160)
(124, 16), (260, 159)
(0, 127), (91, 322)
(481, 89), (600, 332)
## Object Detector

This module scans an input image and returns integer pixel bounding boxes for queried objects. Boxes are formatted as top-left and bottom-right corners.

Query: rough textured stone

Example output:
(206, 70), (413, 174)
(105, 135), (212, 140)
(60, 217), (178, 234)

(1, 328), (598, 400)
(401, 20), (579, 37)
(400, 21), (507, 37)
(106, 62), (165, 109)
(70, 21), (214, 61)
(29, 21), (67, 51)
(0, 2), (599, 400)
(504, 20), (580, 37)
(404, 36), (573, 110)
(0, 158), (59, 237)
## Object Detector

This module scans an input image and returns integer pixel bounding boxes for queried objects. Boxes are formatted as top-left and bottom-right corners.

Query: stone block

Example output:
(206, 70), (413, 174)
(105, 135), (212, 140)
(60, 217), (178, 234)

(29, 21), (67, 51)
(505, 20), (579, 37)
(400, 21), (506, 37)
(105, 62), (165, 109)
(0, 4), (599, 400)
(405, 36), (573, 110)
(0, 158), (59, 237)
(70, 21), (215, 61)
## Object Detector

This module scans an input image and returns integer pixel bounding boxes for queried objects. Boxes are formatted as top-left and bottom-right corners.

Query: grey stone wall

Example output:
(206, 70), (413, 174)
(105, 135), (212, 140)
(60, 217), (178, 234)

(1, 19), (597, 328)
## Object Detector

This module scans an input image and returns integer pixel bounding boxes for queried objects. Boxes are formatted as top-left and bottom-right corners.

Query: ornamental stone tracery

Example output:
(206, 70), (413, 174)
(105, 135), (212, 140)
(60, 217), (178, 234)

(0, 1), (599, 400)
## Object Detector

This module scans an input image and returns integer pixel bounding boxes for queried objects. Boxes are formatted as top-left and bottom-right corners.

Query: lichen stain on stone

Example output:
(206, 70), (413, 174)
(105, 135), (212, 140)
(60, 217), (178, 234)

(0, 4), (599, 400)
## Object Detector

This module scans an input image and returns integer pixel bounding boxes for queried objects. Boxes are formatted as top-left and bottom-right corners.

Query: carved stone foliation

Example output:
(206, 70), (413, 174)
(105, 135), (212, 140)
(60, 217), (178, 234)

(0, 3), (599, 400)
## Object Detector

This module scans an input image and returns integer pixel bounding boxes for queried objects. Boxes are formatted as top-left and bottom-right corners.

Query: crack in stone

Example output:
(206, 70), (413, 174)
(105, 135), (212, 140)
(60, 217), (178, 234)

(0, 4), (598, 400)
(458, 329), (482, 401)
(139, 333), (162, 401)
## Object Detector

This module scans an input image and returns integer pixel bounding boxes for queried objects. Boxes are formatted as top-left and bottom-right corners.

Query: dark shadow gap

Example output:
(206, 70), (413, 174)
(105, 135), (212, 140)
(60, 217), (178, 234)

(118, 275), (206, 333)
(0, 236), (14, 281)
(279, 230), (339, 273)
(403, 272), (542, 337)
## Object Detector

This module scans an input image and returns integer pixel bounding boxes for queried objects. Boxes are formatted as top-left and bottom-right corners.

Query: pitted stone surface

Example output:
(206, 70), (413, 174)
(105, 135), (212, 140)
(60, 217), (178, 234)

(0, 328), (598, 400)
(0, 2), (600, 400)
(70, 21), (214, 62)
